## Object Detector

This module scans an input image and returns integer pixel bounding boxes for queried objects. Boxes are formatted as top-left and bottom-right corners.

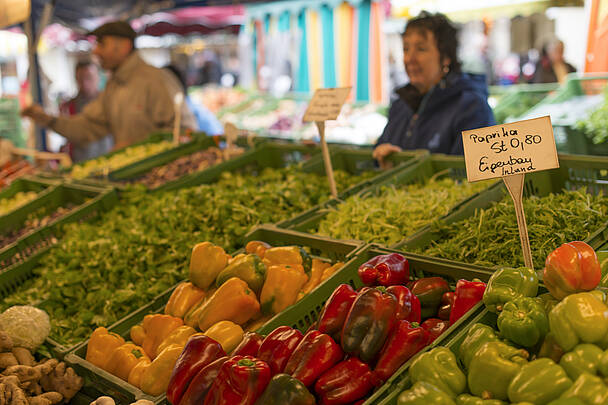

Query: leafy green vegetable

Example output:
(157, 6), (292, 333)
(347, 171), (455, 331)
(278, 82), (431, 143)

(2, 167), (372, 346)
(576, 85), (608, 145)
(417, 189), (608, 269)
(316, 178), (491, 245)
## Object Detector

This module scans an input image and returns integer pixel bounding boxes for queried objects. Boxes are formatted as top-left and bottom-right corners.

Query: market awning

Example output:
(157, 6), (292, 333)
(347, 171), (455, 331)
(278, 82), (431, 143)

(28, 0), (281, 30)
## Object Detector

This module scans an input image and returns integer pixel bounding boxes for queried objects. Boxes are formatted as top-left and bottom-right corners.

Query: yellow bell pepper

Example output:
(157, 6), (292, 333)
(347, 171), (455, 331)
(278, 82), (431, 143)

(229, 253), (247, 264)
(86, 327), (125, 370)
(189, 242), (230, 290)
(260, 264), (309, 315)
(263, 246), (304, 266)
(298, 259), (331, 300)
(140, 344), (183, 396)
(320, 262), (344, 282)
(105, 343), (150, 381)
(245, 241), (271, 258)
(156, 325), (198, 355)
(197, 277), (261, 331)
(140, 314), (184, 359)
(164, 282), (206, 318)
(204, 321), (244, 353)
(128, 358), (151, 389)
(130, 324), (146, 346)
(183, 287), (216, 328)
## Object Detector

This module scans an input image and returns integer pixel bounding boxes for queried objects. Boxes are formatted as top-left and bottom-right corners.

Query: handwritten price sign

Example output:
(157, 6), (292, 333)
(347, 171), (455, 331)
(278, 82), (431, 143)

(462, 116), (559, 182)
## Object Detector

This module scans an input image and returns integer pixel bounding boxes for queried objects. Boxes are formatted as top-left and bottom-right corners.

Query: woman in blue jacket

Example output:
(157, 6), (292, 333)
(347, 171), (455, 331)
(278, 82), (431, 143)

(374, 12), (495, 165)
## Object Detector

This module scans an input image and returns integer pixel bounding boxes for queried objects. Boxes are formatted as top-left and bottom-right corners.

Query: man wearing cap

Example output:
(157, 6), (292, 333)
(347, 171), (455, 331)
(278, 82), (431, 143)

(22, 21), (195, 150)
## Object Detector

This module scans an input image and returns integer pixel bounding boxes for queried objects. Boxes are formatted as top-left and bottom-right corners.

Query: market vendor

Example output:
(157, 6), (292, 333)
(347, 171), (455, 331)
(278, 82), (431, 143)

(373, 12), (495, 164)
(21, 21), (194, 150)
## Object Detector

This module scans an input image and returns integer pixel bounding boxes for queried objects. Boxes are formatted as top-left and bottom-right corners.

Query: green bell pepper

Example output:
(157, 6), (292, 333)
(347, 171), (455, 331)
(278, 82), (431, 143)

(507, 358), (572, 405)
(497, 296), (549, 348)
(468, 341), (528, 401)
(455, 394), (506, 405)
(559, 344), (604, 381)
(397, 381), (456, 405)
(215, 254), (266, 294)
(547, 398), (587, 405)
(538, 332), (566, 363)
(483, 267), (538, 313)
(538, 293), (560, 314)
(559, 373), (608, 405)
(459, 323), (500, 370)
(597, 350), (608, 377)
(549, 292), (608, 351)
(254, 373), (315, 405)
(409, 347), (466, 397)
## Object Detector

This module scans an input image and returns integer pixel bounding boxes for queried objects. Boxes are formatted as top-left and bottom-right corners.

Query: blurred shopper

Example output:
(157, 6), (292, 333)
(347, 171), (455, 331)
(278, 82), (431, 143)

(374, 11), (495, 163)
(59, 60), (113, 162)
(532, 39), (576, 84)
(22, 21), (194, 150)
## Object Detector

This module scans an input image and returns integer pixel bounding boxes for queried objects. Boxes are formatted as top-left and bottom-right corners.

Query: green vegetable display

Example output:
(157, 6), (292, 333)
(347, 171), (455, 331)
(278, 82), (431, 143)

(576, 86), (608, 145)
(418, 189), (608, 269)
(1, 167), (371, 346)
(0, 191), (39, 216)
(316, 178), (490, 245)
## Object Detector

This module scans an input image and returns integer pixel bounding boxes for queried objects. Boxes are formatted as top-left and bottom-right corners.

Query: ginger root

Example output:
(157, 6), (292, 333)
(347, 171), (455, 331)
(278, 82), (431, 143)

(39, 362), (82, 402)
(28, 391), (63, 405)
(0, 375), (28, 405)
(12, 348), (35, 367)
(2, 365), (41, 383)
(0, 353), (18, 369)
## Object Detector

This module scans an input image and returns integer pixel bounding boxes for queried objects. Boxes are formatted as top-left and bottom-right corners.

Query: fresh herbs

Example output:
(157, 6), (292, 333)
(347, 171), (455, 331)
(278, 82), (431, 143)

(316, 178), (491, 246)
(418, 189), (608, 269)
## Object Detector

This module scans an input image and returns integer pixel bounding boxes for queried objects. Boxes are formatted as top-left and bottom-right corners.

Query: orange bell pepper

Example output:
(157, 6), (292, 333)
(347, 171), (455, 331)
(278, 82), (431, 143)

(85, 327), (125, 370)
(105, 343), (150, 381)
(139, 314), (184, 359)
(164, 282), (206, 318)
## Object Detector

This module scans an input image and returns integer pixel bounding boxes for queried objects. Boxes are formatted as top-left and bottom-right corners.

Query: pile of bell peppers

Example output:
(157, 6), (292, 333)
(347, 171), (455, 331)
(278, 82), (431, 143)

(84, 240), (344, 396)
(163, 252), (487, 404)
(397, 240), (608, 405)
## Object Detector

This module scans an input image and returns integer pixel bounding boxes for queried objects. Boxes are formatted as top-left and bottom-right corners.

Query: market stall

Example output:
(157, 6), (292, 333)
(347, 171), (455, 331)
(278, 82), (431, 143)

(3, 1), (608, 405)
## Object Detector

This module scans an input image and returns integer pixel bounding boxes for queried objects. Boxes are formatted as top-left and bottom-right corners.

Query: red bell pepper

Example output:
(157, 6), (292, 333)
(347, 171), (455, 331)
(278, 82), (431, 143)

(387, 285), (421, 323)
(544, 240), (602, 300)
(317, 284), (358, 342)
(409, 277), (450, 319)
(314, 358), (374, 405)
(449, 279), (486, 325)
(437, 291), (455, 321)
(203, 355), (271, 405)
(167, 335), (226, 405)
(231, 332), (265, 357)
(341, 287), (398, 363)
(358, 253), (409, 286)
(284, 330), (344, 387)
(373, 320), (429, 384)
(421, 318), (450, 344)
(178, 356), (228, 405)
(257, 326), (303, 375)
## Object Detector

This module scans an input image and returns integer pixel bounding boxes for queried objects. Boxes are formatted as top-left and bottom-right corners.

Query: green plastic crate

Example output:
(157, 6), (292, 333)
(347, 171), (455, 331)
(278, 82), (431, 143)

(395, 153), (608, 265)
(64, 225), (363, 405)
(257, 243), (496, 404)
(277, 153), (494, 244)
(493, 83), (558, 124)
(153, 141), (323, 192)
(0, 177), (58, 223)
(0, 183), (119, 298)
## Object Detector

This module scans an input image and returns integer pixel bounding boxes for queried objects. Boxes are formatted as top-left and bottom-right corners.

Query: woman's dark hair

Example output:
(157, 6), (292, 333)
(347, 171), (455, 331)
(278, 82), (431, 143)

(403, 11), (461, 74)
